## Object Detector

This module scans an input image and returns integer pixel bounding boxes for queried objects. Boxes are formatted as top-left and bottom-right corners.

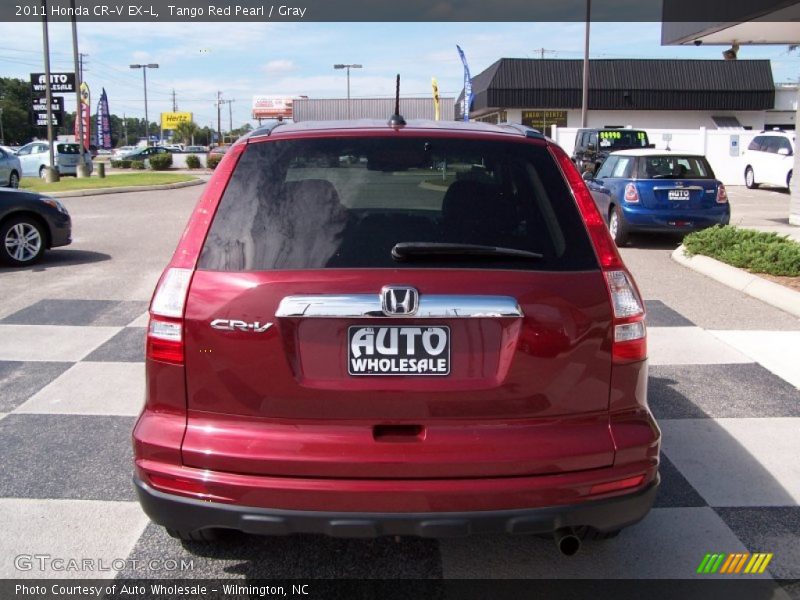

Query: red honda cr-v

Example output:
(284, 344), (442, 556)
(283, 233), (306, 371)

(133, 119), (660, 554)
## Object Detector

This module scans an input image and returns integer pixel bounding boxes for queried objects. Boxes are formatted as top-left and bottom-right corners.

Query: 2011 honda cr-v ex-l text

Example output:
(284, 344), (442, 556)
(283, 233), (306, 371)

(133, 118), (660, 555)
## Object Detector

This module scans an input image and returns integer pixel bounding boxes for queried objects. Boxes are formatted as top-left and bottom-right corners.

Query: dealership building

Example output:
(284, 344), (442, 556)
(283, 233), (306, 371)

(456, 58), (791, 132)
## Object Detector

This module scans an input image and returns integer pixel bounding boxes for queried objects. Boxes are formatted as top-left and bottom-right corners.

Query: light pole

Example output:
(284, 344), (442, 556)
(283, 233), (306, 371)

(333, 63), (362, 119)
(129, 63), (158, 145)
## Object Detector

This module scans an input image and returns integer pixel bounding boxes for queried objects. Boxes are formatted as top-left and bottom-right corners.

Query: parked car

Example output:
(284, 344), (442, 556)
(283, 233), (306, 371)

(0, 146), (22, 188)
(184, 145), (207, 154)
(159, 144), (184, 153)
(134, 119), (660, 552)
(121, 146), (171, 161)
(584, 149), (730, 245)
(0, 188), (71, 266)
(113, 146), (136, 157)
(207, 144), (231, 158)
(572, 128), (651, 175)
(15, 141), (93, 178)
(743, 129), (794, 190)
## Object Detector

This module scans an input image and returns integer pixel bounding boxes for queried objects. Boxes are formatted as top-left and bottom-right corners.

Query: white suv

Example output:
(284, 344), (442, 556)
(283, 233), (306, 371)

(743, 130), (794, 190)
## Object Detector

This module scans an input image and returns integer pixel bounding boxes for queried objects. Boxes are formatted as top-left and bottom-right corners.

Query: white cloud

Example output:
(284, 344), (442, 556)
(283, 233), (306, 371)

(262, 59), (295, 75)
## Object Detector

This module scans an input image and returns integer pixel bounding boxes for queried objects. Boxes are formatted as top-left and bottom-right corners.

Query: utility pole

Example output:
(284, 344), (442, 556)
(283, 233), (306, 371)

(123, 112), (128, 145)
(78, 53), (88, 81)
(218, 98), (235, 139)
(41, 0), (59, 182)
(71, 0), (88, 177)
(171, 88), (177, 112)
(533, 48), (556, 59)
(215, 91), (222, 145)
(581, 0), (591, 127)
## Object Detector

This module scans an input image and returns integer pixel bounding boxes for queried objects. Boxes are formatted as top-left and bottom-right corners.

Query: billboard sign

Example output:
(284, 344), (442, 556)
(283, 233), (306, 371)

(161, 111), (193, 129)
(30, 72), (76, 94)
(252, 96), (295, 119)
(31, 96), (64, 126)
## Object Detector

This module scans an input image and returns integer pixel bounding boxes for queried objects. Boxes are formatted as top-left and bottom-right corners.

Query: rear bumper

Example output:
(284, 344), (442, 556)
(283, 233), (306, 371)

(134, 474), (659, 538)
(622, 205), (730, 232)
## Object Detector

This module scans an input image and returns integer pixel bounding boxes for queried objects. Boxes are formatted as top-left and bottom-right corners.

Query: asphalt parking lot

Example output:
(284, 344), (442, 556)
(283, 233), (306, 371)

(0, 185), (798, 591)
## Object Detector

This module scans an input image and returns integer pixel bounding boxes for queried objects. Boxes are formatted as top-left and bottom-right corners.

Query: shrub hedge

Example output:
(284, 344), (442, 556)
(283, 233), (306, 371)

(683, 225), (800, 277)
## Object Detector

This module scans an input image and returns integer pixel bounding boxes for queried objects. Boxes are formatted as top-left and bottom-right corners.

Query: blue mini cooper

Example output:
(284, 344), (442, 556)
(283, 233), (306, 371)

(583, 150), (730, 245)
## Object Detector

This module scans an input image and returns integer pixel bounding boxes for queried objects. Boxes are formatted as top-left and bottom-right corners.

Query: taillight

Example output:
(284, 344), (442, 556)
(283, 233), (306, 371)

(543, 146), (648, 363)
(147, 268), (192, 365)
(716, 183), (728, 204)
(605, 270), (647, 363)
(624, 183), (640, 203)
(549, 145), (623, 270)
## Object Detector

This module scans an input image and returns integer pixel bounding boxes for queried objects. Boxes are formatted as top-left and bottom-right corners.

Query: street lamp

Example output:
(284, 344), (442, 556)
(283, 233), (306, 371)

(129, 63), (158, 144)
(333, 63), (362, 119)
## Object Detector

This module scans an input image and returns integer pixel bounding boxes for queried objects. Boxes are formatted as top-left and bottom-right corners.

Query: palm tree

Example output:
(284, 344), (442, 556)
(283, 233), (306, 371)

(174, 120), (199, 145)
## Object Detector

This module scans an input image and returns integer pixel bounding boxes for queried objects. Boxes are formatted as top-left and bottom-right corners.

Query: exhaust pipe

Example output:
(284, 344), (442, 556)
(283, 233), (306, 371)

(554, 527), (581, 556)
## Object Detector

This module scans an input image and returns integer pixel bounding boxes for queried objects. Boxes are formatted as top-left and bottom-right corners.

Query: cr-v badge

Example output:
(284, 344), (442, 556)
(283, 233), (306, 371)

(210, 319), (273, 333)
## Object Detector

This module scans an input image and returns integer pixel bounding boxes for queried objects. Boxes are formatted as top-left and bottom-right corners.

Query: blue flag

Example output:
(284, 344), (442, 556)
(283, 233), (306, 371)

(96, 88), (112, 149)
(456, 45), (473, 122)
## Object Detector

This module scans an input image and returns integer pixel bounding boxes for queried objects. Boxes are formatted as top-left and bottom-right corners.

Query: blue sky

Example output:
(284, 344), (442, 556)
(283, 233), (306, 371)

(1, 21), (797, 131)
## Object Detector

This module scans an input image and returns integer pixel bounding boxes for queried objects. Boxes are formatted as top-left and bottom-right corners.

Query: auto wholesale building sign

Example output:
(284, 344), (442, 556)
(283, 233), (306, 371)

(30, 72), (76, 94)
(252, 96), (294, 119)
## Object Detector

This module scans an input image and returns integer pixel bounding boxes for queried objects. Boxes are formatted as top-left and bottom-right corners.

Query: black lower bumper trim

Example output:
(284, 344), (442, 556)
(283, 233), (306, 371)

(134, 474), (659, 539)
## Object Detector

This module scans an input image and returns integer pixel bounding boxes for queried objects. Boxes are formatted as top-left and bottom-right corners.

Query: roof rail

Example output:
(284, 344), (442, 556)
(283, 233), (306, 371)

(499, 123), (545, 140)
(248, 120), (289, 139)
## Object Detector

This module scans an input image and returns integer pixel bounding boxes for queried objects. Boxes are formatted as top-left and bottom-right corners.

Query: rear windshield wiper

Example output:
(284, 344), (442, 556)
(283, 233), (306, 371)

(392, 242), (543, 261)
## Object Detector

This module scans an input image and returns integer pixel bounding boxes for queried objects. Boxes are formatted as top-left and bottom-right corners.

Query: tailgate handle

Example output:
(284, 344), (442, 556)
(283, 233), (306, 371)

(373, 424), (425, 442)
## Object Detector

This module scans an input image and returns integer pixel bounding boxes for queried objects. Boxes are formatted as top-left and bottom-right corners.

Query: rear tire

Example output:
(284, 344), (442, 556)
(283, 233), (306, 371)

(745, 166), (758, 189)
(608, 205), (630, 246)
(788, 171), (793, 190)
(39, 166), (47, 180)
(165, 528), (219, 542)
(9, 171), (19, 188)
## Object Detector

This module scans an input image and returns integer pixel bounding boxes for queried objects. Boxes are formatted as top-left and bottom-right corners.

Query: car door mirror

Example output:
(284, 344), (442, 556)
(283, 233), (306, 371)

(777, 147), (791, 156)
(586, 143), (596, 152)
(581, 170), (594, 182)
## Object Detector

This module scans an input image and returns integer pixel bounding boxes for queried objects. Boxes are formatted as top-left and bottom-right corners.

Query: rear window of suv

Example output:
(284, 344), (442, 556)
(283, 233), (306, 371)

(56, 144), (80, 154)
(198, 136), (598, 272)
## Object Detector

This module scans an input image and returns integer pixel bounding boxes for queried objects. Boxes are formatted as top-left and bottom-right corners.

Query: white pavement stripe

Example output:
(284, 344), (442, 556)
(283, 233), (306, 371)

(709, 331), (800, 389)
(126, 312), (150, 328)
(661, 418), (800, 507)
(0, 325), (121, 362)
(647, 327), (754, 366)
(0, 499), (150, 579)
(14, 362), (145, 417)
(440, 508), (756, 579)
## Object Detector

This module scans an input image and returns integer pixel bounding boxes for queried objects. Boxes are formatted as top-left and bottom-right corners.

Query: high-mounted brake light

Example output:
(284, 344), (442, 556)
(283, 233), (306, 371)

(147, 268), (193, 365)
(624, 183), (640, 203)
(716, 183), (728, 204)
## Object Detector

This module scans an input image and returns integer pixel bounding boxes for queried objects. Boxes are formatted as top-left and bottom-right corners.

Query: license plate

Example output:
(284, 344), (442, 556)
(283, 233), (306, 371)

(348, 326), (450, 376)
(668, 189), (690, 200)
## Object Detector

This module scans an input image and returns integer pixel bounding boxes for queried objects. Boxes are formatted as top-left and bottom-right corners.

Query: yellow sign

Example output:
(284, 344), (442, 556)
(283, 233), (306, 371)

(161, 112), (193, 129)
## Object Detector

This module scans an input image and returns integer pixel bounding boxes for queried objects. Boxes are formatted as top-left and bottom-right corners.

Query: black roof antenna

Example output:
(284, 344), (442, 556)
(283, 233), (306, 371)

(388, 74), (406, 127)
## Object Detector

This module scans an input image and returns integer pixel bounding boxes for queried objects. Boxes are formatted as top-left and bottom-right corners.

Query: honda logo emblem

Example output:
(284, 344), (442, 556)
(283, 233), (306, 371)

(381, 286), (419, 316)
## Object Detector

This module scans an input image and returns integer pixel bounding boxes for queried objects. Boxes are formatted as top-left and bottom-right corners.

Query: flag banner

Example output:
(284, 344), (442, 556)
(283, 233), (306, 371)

(75, 82), (91, 149)
(96, 88), (112, 149)
(432, 78), (441, 121)
(456, 45), (472, 122)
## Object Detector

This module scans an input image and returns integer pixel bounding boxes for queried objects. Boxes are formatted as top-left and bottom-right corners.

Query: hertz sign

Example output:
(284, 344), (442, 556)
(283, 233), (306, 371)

(161, 112), (193, 129)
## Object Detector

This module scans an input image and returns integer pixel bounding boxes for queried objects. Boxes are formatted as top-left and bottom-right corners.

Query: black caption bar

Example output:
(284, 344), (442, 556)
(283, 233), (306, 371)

(1, 0), (799, 22)
(0, 579), (794, 600)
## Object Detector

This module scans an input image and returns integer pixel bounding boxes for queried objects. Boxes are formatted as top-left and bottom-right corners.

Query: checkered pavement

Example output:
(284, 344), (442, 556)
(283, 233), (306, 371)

(0, 298), (798, 587)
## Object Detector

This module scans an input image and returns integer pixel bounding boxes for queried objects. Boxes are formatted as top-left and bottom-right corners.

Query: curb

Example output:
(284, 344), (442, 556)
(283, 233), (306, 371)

(46, 178), (205, 198)
(671, 245), (800, 318)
